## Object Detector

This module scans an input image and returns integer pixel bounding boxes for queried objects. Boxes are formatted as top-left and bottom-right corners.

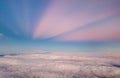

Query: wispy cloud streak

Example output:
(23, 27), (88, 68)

(54, 14), (120, 41)
(33, 0), (120, 39)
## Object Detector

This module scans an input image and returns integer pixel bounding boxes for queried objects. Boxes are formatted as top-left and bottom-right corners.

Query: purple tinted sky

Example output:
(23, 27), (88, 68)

(0, 0), (120, 53)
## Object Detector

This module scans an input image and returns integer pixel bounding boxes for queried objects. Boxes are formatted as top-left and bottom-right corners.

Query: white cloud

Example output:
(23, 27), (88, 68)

(0, 33), (6, 39)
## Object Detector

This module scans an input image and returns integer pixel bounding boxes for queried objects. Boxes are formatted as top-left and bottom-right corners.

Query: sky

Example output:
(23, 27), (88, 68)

(0, 0), (120, 53)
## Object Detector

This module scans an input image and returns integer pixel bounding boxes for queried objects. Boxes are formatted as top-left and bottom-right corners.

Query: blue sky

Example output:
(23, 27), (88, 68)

(0, 0), (120, 53)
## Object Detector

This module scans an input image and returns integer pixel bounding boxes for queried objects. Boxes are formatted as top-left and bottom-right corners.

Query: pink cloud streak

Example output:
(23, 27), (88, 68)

(54, 15), (120, 41)
(33, 0), (120, 40)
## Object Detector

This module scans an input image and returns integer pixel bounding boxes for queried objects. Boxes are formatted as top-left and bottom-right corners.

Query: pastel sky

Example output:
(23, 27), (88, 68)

(0, 0), (120, 53)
